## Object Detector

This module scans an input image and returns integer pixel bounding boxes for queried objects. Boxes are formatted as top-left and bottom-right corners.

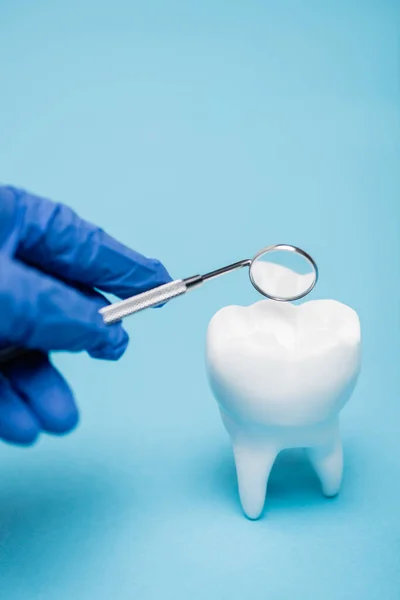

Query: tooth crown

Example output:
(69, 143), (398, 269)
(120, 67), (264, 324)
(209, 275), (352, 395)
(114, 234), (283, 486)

(206, 299), (361, 428)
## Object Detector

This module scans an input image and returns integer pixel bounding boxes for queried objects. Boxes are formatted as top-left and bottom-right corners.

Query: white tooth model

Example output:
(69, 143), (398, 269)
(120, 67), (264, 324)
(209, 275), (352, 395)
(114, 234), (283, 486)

(206, 265), (361, 520)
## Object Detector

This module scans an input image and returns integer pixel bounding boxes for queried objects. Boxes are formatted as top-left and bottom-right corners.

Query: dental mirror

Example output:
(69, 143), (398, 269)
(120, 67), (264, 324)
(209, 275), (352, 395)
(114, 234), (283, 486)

(0, 244), (318, 364)
(249, 244), (318, 302)
(100, 243), (318, 324)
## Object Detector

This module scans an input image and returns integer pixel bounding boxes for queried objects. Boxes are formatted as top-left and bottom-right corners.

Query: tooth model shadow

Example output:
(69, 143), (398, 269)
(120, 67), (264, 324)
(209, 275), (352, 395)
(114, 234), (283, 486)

(206, 299), (361, 520)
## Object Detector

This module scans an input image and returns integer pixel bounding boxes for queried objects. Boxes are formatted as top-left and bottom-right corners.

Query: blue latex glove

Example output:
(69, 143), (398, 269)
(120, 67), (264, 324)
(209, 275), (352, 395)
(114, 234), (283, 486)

(0, 186), (172, 446)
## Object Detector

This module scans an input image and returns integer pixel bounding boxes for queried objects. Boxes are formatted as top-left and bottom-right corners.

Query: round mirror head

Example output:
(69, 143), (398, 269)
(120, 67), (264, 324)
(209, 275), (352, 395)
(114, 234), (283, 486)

(249, 244), (318, 301)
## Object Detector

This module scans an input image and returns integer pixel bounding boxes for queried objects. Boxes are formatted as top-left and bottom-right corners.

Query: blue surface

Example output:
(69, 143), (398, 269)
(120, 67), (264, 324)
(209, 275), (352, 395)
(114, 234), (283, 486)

(0, 1), (399, 598)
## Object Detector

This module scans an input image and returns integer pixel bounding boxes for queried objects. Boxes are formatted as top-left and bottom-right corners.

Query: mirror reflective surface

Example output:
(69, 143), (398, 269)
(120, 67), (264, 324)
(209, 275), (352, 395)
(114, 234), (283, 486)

(249, 246), (317, 300)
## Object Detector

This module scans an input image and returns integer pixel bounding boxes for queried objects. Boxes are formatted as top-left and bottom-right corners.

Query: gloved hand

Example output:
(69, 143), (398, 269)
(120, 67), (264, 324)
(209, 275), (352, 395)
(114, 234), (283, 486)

(0, 186), (172, 446)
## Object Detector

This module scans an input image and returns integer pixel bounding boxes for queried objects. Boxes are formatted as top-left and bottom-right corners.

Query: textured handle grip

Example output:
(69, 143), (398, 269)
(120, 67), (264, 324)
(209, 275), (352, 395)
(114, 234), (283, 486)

(100, 279), (187, 324)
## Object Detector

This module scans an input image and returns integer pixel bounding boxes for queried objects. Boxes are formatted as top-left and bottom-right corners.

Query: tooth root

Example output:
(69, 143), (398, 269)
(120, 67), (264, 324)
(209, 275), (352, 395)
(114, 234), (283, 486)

(232, 443), (277, 520)
(307, 434), (343, 497)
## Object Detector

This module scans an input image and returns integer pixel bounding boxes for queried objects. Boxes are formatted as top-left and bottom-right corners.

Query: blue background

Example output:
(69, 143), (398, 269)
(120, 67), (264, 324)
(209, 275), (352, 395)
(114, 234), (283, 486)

(0, 1), (399, 598)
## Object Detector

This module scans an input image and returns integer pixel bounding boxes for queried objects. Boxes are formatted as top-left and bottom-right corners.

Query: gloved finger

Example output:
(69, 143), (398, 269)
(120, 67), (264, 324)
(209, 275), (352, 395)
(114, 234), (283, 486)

(0, 372), (40, 445)
(0, 257), (129, 359)
(7, 186), (172, 299)
(2, 352), (79, 435)
(0, 186), (19, 253)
